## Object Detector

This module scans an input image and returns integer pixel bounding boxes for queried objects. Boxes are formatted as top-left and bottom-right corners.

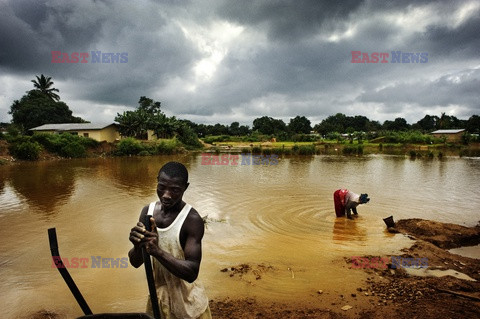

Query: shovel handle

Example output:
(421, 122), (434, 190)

(143, 215), (161, 319)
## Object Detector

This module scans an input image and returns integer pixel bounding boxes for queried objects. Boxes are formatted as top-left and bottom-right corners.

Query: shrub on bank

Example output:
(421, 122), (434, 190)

(251, 146), (262, 154)
(291, 134), (318, 142)
(343, 145), (363, 156)
(378, 131), (443, 144)
(60, 141), (86, 158)
(176, 125), (203, 149)
(297, 144), (316, 155)
(153, 139), (180, 155)
(31, 133), (98, 157)
(203, 135), (230, 144)
(8, 136), (42, 160)
(116, 137), (144, 155)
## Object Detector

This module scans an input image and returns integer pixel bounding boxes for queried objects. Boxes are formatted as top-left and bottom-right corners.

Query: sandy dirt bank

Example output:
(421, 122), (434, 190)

(209, 218), (480, 319)
(26, 218), (480, 319)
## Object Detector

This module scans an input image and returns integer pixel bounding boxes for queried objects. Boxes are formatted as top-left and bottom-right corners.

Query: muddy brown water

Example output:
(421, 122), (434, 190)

(0, 154), (479, 318)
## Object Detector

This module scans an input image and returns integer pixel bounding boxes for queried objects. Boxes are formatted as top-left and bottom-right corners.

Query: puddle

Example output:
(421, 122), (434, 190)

(404, 268), (477, 281)
(448, 244), (480, 259)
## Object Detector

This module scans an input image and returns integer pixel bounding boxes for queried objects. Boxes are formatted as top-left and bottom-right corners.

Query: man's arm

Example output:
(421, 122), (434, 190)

(128, 206), (149, 268)
(144, 210), (204, 283)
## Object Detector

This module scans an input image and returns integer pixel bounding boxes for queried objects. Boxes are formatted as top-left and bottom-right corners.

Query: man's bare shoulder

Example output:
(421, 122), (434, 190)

(186, 207), (204, 224)
(184, 207), (205, 234)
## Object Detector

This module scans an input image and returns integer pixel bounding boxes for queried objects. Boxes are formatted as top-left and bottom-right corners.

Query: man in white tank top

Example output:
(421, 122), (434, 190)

(129, 162), (211, 319)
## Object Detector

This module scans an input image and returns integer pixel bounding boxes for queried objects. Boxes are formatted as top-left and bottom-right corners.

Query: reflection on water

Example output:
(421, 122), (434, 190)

(332, 217), (367, 243)
(0, 155), (479, 318)
(4, 161), (76, 216)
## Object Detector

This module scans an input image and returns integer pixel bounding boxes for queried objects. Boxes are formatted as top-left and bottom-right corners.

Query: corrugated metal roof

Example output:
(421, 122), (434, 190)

(30, 123), (117, 131)
(430, 129), (465, 134)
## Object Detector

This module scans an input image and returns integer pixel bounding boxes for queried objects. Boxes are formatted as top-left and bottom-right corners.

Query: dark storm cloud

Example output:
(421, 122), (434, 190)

(0, 0), (201, 108)
(0, 0), (479, 125)
(358, 68), (480, 107)
(422, 15), (480, 60)
(216, 0), (364, 41)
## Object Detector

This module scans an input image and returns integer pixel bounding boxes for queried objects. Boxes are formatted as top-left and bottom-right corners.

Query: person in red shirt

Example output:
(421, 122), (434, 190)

(334, 189), (370, 219)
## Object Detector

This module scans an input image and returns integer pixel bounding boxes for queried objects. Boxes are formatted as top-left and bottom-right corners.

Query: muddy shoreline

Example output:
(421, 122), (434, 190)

(26, 219), (480, 318)
(209, 218), (480, 319)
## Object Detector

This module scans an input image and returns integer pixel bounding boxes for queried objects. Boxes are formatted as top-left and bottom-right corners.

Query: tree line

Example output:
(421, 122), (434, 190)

(7, 75), (480, 144)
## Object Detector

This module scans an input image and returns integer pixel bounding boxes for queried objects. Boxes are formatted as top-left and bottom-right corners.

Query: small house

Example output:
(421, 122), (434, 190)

(30, 123), (120, 142)
(430, 129), (465, 143)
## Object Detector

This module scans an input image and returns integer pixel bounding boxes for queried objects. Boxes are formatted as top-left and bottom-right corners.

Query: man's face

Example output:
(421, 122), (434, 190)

(156, 171), (188, 209)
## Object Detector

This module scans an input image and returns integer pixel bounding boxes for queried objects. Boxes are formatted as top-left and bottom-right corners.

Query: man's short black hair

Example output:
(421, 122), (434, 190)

(158, 161), (188, 185)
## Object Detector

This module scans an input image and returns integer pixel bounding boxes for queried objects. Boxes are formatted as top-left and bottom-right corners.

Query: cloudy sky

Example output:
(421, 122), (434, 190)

(0, 0), (479, 127)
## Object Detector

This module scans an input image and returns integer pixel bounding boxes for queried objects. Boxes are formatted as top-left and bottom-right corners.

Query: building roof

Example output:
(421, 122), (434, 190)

(430, 129), (465, 134)
(30, 123), (117, 131)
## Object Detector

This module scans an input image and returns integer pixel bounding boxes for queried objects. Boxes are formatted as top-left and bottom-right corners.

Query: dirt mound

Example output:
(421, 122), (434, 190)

(220, 263), (276, 283)
(209, 298), (347, 319)
(393, 218), (480, 249)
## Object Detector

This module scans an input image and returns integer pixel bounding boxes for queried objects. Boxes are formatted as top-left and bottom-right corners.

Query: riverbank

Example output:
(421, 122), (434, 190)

(21, 218), (480, 318)
(208, 218), (480, 319)
(205, 140), (480, 158)
(2, 138), (480, 164)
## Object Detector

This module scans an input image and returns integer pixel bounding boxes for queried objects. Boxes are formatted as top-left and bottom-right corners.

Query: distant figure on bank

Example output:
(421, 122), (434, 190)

(128, 161), (211, 319)
(334, 189), (370, 219)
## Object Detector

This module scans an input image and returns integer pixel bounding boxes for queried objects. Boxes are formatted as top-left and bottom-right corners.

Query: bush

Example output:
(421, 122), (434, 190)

(291, 134), (317, 142)
(31, 133), (99, 156)
(80, 137), (100, 148)
(297, 144), (316, 155)
(116, 137), (144, 155)
(203, 135), (230, 144)
(251, 146), (262, 154)
(272, 147), (285, 155)
(343, 146), (355, 155)
(154, 139), (179, 155)
(176, 125), (203, 149)
(60, 141), (86, 158)
(357, 145), (364, 155)
(31, 133), (61, 153)
(8, 137), (42, 160)
(342, 145), (363, 156)
(6, 125), (21, 138)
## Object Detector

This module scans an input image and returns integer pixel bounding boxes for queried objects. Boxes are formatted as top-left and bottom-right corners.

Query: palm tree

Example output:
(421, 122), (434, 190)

(31, 74), (60, 101)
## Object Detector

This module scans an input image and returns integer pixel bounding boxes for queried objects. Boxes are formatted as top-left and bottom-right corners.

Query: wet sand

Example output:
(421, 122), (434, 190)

(24, 218), (480, 318)
(208, 218), (480, 319)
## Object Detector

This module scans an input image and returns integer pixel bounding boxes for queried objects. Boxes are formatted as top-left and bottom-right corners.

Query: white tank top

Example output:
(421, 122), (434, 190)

(147, 201), (209, 318)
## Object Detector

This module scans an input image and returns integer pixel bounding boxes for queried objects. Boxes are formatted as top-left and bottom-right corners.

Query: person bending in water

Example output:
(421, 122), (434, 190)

(128, 161), (211, 319)
(333, 189), (370, 219)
